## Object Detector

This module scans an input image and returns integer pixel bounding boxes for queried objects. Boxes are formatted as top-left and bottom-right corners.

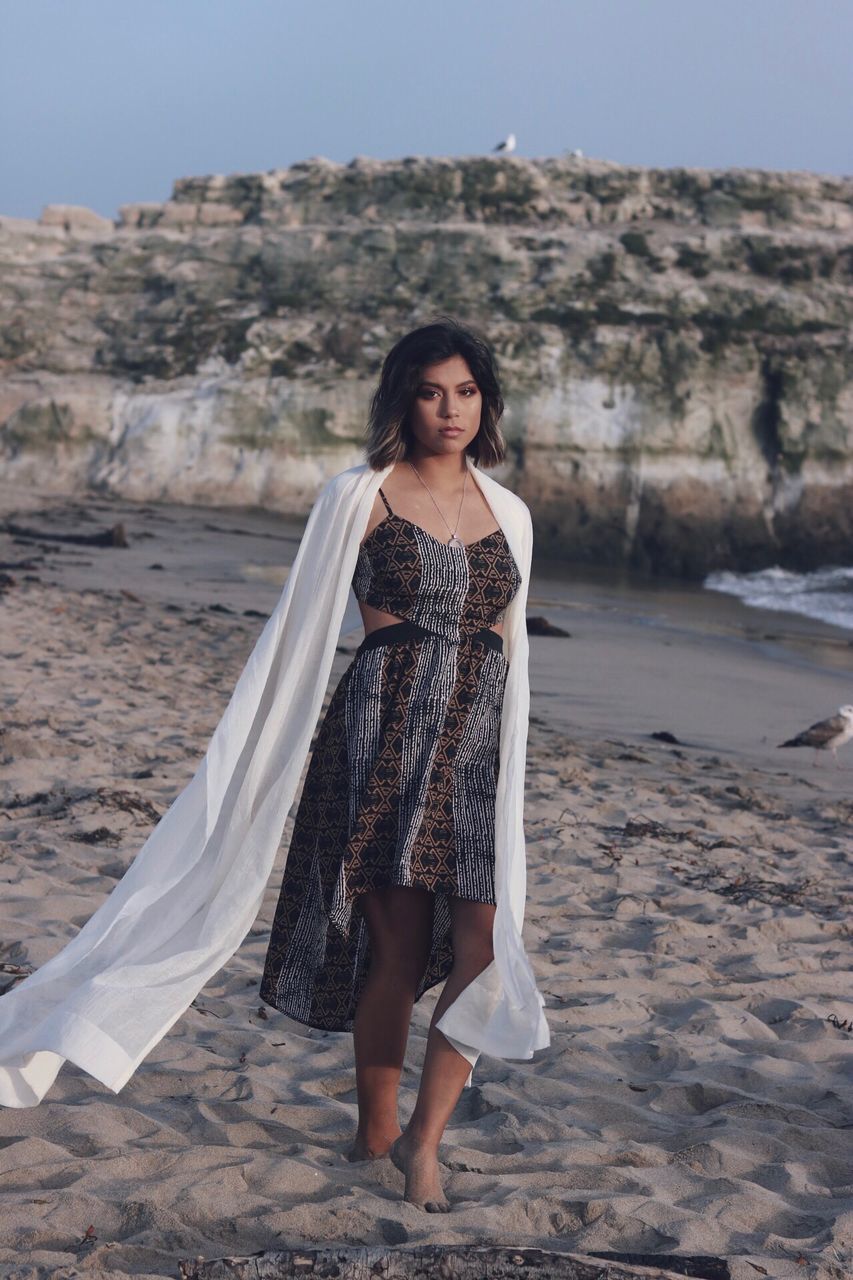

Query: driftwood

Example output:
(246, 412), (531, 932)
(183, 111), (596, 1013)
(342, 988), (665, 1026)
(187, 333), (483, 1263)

(526, 615), (571, 637)
(177, 1245), (731, 1280)
(0, 941), (32, 995)
(4, 519), (128, 548)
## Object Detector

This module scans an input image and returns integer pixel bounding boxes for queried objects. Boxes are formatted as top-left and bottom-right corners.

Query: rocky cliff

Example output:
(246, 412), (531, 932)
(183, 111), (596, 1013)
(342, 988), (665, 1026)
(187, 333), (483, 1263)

(1, 155), (851, 576)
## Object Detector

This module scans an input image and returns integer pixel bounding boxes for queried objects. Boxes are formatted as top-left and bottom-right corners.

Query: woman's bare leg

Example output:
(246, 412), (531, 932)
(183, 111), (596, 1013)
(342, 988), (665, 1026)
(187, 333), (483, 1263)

(347, 885), (434, 1161)
(391, 897), (496, 1210)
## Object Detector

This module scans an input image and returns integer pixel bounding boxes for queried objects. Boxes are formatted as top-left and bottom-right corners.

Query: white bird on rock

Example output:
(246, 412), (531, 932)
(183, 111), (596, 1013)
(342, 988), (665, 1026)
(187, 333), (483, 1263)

(777, 704), (853, 766)
(493, 133), (516, 153)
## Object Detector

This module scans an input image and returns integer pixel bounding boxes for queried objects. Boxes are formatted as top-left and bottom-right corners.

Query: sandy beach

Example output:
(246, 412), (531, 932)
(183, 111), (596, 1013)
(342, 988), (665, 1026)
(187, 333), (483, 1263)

(0, 483), (851, 1280)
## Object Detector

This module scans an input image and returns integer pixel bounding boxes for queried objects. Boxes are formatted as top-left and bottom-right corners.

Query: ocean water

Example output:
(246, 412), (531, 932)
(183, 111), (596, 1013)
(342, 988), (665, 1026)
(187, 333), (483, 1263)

(704, 565), (853, 633)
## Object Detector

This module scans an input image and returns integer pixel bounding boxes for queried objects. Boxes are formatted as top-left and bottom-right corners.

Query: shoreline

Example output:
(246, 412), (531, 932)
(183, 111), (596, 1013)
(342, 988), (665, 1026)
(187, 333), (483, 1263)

(529, 557), (852, 769)
(6, 481), (849, 772)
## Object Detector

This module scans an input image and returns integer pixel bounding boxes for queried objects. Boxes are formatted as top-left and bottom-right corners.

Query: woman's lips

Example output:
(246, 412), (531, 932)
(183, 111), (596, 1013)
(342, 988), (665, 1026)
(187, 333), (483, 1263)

(439, 427), (463, 435)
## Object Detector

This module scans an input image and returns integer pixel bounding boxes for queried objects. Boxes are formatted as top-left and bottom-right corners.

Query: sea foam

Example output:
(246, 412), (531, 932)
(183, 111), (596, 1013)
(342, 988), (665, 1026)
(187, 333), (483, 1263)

(704, 565), (853, 633)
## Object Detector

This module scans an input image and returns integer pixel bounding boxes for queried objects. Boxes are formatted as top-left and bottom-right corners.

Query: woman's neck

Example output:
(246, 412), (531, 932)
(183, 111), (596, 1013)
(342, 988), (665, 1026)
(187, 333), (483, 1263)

(403, 452), (470, 489)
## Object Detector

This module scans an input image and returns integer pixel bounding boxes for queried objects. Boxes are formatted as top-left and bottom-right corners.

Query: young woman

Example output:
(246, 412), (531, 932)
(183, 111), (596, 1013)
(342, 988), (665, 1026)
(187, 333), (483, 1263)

(260, 318), (542, 1210)
(0, 318), (548, 1212)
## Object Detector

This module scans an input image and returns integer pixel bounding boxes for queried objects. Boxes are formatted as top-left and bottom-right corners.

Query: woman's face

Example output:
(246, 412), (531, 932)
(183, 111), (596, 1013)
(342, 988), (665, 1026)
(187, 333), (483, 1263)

(407, 354), (482, 457)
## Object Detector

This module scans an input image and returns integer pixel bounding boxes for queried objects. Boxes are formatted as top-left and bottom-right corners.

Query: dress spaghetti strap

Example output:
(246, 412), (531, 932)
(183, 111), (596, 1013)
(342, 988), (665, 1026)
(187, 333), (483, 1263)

(377, 488), (394, 516)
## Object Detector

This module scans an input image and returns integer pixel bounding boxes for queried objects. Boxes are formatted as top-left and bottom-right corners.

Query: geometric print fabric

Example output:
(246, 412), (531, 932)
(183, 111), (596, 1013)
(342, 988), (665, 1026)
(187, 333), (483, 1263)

(259, 493), (521, 1032)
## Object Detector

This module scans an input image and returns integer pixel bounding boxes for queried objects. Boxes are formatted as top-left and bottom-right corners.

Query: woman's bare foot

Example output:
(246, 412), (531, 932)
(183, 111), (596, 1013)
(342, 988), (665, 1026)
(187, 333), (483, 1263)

(389, 1132), (449, 1212)
(345, 1126), (402, 1162)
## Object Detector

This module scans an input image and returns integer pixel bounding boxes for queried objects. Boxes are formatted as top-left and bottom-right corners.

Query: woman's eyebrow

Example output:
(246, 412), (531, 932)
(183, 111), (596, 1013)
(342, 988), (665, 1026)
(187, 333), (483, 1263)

(419, 379), (477, 388)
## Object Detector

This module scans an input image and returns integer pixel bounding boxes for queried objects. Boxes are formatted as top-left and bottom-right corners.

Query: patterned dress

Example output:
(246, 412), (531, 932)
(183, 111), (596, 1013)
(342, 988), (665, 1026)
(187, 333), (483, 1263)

(259, 485), (522, 1031)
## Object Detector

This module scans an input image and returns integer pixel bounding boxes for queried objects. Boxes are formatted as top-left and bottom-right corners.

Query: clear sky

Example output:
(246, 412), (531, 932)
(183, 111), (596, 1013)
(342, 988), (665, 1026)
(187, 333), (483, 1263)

(1, 0), (851, 221)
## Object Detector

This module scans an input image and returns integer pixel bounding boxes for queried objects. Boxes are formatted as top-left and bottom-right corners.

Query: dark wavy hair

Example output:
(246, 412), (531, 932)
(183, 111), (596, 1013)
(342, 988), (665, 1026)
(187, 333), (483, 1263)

(364, 316), (507, 469)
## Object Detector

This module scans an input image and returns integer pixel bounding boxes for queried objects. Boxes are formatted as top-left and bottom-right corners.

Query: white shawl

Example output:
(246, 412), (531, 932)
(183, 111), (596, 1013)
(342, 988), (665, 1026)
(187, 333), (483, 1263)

(0, 454), (549, 1108)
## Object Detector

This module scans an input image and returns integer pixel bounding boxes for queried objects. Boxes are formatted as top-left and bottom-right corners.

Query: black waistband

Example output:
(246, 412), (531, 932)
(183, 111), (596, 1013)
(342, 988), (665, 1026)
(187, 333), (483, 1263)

(357, 619), (504, 654)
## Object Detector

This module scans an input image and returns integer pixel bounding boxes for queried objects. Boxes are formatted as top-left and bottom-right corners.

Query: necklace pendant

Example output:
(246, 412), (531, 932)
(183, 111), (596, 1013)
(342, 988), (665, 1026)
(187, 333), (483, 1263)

(447, 533), (465, 549)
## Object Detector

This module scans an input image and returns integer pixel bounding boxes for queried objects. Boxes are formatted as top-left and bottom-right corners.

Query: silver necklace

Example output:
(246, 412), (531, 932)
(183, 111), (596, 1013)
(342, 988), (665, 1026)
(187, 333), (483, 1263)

(407, 460), (468, 548)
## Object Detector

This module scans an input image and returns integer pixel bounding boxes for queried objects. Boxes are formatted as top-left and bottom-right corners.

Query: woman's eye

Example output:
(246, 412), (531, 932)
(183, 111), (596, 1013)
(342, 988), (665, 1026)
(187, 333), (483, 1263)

(417, 384), (479, 399)
(419, 387), (477, 398)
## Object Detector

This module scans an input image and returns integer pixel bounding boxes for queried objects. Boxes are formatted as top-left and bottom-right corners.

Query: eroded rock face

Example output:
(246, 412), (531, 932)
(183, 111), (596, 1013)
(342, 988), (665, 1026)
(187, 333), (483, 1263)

(1, 155), (851, 576)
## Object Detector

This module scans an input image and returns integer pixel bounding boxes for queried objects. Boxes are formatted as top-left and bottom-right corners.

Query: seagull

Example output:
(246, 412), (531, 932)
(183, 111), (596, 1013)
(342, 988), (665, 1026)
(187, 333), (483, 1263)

(777, 704), (853, 767)
(493, 133), (516, 153)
